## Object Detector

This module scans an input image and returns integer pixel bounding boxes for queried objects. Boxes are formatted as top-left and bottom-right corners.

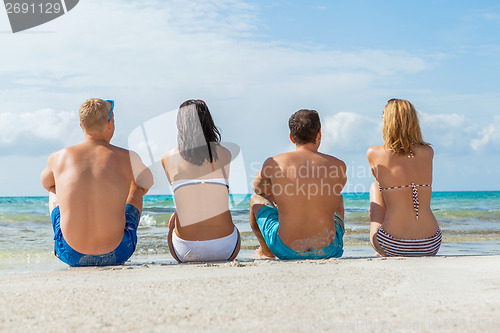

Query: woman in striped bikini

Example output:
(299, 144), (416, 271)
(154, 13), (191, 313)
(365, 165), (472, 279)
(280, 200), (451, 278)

(367, 99), (442, 257)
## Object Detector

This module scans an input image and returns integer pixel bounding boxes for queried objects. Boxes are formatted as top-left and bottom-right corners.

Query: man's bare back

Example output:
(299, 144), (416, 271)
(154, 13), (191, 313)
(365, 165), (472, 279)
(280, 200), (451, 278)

(259, 149), (346, 250)
(43, 141), (149, 254)
(41, 99), (152, 263)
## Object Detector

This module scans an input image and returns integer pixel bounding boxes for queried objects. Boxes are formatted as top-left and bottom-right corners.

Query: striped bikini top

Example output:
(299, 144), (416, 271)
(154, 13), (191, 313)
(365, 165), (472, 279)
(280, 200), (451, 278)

(377, 150), (431, 220)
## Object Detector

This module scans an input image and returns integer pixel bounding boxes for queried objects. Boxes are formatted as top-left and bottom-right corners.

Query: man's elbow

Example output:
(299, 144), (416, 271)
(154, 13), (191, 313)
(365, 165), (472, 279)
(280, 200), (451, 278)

(253, 184), (266, 196)
(40, 176), (55, 192)
(136, 169), (154, 190)
(143, 173), (154, 191)
(141, 186), (150, 196)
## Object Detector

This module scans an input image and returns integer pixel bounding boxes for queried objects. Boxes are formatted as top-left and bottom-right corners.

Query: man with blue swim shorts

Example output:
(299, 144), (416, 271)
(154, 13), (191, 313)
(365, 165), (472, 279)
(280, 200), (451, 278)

(250, 109), (347, 260)
(41, 99), (153, 267)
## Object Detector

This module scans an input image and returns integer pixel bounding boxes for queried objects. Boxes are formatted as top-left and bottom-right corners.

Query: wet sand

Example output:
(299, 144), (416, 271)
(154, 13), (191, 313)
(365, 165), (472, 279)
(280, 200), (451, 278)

(1, 255), (499, 332)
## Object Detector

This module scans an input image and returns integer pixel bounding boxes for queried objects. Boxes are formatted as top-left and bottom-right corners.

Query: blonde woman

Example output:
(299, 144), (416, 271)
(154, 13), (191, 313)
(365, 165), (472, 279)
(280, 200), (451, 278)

(367, 99), (441, 257)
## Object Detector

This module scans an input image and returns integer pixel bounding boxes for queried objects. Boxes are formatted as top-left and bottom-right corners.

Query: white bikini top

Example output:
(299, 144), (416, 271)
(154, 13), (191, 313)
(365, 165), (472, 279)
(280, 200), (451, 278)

(171, 178), (230, 192)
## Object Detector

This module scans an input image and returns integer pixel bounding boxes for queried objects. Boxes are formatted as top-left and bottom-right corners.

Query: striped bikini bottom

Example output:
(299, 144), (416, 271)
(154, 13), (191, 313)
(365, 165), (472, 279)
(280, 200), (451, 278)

(376, 226), (442, 257)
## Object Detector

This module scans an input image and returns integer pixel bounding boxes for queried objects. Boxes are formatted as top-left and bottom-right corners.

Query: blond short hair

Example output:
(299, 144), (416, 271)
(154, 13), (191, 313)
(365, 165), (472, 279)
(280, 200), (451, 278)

(382, 99), (429, 155)
(79, 98), (111, 132)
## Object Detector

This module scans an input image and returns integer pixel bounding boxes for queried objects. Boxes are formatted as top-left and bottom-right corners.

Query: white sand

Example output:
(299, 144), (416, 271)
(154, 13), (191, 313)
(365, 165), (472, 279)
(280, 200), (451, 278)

(1, 255), (500, 332)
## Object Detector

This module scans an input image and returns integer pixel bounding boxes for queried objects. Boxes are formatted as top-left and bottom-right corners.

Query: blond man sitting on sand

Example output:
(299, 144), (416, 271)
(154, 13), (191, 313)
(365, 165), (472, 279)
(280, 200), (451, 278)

(41, 99), (153, 266)
(250, 109), (347, 259)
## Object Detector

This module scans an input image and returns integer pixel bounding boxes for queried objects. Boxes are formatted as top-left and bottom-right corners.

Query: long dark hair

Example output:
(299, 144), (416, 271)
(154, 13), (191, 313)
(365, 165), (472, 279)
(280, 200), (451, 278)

(177, 99), (221, 165)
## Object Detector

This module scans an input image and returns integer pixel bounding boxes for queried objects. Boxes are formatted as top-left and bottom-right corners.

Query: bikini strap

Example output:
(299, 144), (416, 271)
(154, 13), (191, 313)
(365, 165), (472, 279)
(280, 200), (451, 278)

(378, 183), (431, 220)
(378, 150), (429, 220)
(411, 183), (420, 220)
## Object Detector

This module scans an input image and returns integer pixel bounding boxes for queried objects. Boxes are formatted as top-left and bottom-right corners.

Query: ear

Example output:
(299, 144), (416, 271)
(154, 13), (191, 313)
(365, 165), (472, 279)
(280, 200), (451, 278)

(289, 133), (295, 144)
(317, 129), (322, 143)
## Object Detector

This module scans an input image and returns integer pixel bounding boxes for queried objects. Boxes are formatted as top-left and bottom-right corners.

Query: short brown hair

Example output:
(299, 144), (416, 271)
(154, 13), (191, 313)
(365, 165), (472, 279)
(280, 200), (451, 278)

(79, 98), (111, 132)
(383, 99), (429, 155)
(288, 109), (321, 144)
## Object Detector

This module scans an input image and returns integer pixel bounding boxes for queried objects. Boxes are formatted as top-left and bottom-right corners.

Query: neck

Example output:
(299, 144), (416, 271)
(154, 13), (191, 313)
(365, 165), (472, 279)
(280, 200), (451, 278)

(83, 132), (110, 144)
(295, 142), (319, 152)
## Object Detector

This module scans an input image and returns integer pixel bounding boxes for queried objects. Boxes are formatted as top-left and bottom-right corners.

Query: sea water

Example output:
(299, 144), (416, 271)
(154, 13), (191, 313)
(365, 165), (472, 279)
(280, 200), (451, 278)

(0, 192), (499, 274)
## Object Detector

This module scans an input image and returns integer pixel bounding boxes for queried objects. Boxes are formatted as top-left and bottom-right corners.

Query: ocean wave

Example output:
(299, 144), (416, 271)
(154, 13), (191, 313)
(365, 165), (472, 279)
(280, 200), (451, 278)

(142, 207), (175, 214)
(0, 214), (49, 224)
(434, 209), (500, 221)
(138, 214), (171, 227)
(140, 214), (157, 227)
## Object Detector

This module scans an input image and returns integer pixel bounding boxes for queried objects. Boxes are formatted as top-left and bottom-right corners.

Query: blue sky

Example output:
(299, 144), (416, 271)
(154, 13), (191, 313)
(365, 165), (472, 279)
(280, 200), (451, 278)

(0, 0), (499, 196)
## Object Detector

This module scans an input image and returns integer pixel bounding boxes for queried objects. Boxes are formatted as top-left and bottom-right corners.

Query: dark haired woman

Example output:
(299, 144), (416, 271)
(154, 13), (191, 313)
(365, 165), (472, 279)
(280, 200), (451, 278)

(161, 100), (240, 262)
(367, 99), (441, 257)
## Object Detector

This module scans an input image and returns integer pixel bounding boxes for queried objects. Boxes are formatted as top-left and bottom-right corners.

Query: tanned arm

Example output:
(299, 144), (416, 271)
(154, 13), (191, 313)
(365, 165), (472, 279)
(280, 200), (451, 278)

(130, 151), (154, 195)
(41, 153), (56, 192)
(253, 157), (275, 204)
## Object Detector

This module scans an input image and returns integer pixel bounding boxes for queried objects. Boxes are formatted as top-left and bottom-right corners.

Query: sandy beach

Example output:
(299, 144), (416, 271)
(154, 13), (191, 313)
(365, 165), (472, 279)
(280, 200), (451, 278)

(1, 255), (499, 332)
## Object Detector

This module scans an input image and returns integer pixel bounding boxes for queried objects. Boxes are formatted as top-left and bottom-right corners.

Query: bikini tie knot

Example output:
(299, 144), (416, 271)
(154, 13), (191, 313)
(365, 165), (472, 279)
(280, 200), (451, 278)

(411, 182), (419, 220)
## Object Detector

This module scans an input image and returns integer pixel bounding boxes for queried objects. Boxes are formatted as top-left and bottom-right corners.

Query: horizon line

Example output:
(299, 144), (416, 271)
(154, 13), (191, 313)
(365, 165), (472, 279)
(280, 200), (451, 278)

(1, 189), (500, 198)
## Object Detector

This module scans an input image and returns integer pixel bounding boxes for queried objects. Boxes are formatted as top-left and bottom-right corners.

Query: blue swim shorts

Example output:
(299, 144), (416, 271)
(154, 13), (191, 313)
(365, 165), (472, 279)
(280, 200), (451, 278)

(51, 204), (140, 267)
(255, 205), (344, 260)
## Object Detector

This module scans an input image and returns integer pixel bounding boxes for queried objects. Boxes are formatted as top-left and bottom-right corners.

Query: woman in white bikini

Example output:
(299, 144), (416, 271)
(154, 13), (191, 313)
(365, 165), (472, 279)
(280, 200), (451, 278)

(367, 99), (442, 257)
(161, 99), (240, 262)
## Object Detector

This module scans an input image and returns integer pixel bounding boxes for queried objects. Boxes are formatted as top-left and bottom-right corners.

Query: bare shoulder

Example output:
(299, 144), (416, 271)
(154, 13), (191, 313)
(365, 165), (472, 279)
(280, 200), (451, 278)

(50, 147), (66, 158)
(266, 152), (293, 170)
(259, 156), (280, 178)
(367, 145), (385, 156)
(367, 145), (386, 163)
(109, 147), (147, 171)
(162, 147), (179, 161)
(110, 144), (132, 155)
(262, 156), (279, 168)
(271, 151), (293, 163)
(53, 144), (81, 161)
(46, 147), (66, 166)
(216, 144), (232, 162)
(318, 152), (346, 168)
(127, 149), (141, 160)
(416, 144), (434, 157)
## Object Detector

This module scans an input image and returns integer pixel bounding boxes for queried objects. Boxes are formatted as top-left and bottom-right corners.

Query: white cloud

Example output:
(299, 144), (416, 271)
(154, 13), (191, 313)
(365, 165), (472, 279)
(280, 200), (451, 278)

(0, 109), (80, 155)
(470, 115), (500, 151)
(320, 111), (500, 156)
(420, 112), (500, 153)
(0, 1), (435, 104)
(419, 112), (469, 153)
(2, 0), (499, 193)
(322, 112), (381, 153)
(0, 0), (440, 159)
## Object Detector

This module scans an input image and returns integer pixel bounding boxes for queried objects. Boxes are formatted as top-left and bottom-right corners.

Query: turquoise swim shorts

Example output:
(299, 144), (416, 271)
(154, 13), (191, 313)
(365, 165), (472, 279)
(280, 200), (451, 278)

(255, 205), (344, 260)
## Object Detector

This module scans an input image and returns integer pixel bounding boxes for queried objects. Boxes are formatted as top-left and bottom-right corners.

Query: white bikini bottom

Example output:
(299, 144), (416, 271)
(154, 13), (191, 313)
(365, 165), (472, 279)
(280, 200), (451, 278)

(171, 226), (239, 262)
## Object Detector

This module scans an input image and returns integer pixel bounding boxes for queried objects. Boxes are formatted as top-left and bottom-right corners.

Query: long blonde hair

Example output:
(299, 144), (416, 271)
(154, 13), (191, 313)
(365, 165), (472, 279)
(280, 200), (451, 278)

(382, 99), (429, 155)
